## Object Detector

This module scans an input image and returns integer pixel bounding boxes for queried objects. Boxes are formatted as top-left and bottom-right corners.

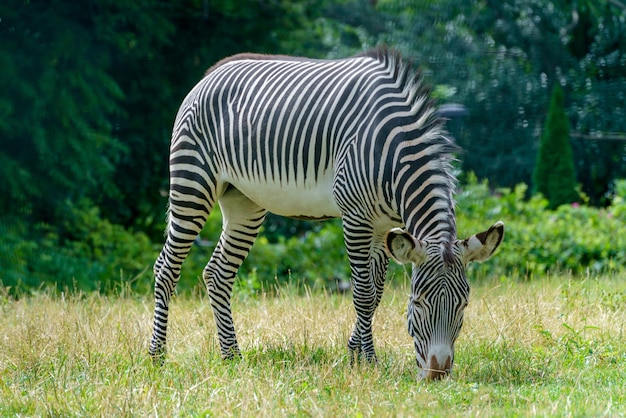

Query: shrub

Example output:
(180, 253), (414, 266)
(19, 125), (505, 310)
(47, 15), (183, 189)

(178, 174), (626, 295)
(0, 200), (154, 295)
(180, 208), (407, 295)
(532, 84), (579, 209)
(6, 177), (626, 296)
(457, 174), (626, 278)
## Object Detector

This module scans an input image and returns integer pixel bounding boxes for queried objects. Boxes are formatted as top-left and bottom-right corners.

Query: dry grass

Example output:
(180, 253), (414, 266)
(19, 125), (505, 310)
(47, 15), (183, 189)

(1, 274), (625, 416)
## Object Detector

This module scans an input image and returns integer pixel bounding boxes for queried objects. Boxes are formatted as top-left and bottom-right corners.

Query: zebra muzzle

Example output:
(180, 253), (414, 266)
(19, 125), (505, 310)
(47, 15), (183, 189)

(418, 345), (452, 380)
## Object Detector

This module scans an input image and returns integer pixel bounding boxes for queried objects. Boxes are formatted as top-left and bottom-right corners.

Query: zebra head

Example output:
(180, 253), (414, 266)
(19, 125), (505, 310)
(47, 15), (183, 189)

(385, 221), (504, 380)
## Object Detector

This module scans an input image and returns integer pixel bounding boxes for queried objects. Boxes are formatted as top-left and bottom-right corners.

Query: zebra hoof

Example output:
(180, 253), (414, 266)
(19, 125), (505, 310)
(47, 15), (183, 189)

(149, 343), (167, 366)
(348, 346), (362, 366)
(349, 346), (378, 365)
(221, 347), (242, 361)
(350, 348), (378, 365)
(361, 348), (378, 364)
(349, 340), (378, 364)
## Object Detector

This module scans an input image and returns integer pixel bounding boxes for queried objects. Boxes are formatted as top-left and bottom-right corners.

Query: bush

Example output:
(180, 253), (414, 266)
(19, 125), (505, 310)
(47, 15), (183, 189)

(5, 177), (626, 296)
(180, 209), (406, 295)
(0, 200), (155, 295)
(457, 175), (626, 278)
(180, 216), (357, 294)
(178, 174), (626, 295)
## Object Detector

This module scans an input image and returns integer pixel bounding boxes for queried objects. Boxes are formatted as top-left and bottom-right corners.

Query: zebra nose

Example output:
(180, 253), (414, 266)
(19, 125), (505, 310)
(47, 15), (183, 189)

(420, 345), (452, 380)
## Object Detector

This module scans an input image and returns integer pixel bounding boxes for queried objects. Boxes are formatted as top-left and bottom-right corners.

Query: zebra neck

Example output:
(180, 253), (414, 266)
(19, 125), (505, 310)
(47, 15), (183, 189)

(400, 175), (457, 252)
(408, 208), (456, 244)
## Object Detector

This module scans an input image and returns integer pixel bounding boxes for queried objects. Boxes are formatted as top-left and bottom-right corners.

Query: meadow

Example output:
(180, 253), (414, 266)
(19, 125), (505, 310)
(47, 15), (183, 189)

(1, 272), (624, 417)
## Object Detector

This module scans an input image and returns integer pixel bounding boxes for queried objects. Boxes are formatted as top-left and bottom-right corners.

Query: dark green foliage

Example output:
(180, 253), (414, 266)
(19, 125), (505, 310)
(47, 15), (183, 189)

(532, 85), (579, 209)
(0, 0), (337, 291)
(0, 201), (154, 296)
(456, 175), (626, 279)
(4, 178), (626, 295)
(0, 0), (126, 223)
(100, 0), (335, 237)
(0, 0), (334, 237)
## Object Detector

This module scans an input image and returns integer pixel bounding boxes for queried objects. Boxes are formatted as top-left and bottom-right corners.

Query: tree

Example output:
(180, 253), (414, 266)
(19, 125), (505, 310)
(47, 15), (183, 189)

(0, 0), (336, 237)
(101, 0), (340, 238)
(0, 0), (127, 223)
(532, 84), (579, 209)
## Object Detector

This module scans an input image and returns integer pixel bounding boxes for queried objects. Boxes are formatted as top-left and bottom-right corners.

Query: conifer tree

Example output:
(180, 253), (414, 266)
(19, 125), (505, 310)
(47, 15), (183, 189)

(532, 84), (579, 209)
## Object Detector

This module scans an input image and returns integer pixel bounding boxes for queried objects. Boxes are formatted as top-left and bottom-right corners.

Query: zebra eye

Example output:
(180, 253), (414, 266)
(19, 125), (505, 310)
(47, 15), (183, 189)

(410, 294), (423, 306)
(411, 298), (426, 315)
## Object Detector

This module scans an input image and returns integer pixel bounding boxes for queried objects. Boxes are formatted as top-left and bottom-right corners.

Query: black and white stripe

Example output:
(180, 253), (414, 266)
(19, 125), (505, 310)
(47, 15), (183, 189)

(149, 48), (499, 378)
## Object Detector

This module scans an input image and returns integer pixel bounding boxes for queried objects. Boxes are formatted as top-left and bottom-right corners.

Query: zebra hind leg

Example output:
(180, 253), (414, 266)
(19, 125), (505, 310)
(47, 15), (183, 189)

(203, 187), (267, 360)
(149, 202), (211, 363)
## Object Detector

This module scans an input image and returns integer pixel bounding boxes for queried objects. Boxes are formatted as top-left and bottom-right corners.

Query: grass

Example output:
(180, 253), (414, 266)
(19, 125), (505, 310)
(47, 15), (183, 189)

(1, 273), (625, 417)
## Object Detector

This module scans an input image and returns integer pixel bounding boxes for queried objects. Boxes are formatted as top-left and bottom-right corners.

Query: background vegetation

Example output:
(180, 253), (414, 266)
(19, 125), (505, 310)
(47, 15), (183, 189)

(1, 0), (626, 294)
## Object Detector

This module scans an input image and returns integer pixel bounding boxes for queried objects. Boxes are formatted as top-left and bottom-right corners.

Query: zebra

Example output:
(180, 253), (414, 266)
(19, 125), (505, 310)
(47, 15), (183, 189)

(149, 47), (504, 380)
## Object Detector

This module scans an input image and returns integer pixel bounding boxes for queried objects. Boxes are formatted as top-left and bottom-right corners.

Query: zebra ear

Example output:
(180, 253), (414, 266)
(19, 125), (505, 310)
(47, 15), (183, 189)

(385, 228), (428, 264)
(459, 221), (505, 263)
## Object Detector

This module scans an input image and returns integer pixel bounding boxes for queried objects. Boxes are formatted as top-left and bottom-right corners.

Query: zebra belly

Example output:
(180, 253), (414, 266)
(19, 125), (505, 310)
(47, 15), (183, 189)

(224, 177), (342, 220)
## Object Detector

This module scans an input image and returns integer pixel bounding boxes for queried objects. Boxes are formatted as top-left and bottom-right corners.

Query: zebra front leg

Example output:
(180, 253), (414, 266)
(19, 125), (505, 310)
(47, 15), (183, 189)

(203, 188), (267, 360)
(342, 217), (380, 363)
(347, 249), (389, 364)
(359, 243), (390, 360)
(347, 284), (376, 364)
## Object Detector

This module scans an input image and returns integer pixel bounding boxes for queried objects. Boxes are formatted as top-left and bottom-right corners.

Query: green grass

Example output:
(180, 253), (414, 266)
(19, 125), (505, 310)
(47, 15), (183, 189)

(1, 274), (625, 416)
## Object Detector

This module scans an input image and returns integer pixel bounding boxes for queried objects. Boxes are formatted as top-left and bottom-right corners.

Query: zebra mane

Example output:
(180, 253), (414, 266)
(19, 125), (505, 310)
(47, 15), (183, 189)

(205, 52), (310, 77)
(357, 46), (432, 107)
(357, 46), (449, 149)
(360, 47), (459, 260)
